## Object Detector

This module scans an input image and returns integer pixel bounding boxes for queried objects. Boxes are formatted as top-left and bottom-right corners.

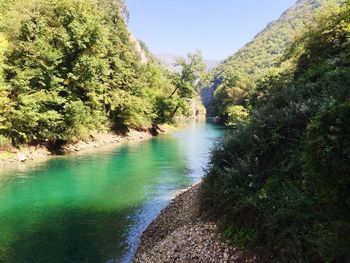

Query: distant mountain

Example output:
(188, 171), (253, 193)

(157, 53), (220, 72)
(205, 59), (222, 71)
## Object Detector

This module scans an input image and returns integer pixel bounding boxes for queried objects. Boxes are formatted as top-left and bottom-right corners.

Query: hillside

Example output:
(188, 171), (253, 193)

(215, 0), (323, 81)
(201, 0), (324, 115)
(201, 0), (350, 261)
(0, 0), (207, 150)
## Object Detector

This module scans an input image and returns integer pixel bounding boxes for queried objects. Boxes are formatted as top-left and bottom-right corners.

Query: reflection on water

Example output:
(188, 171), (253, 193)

(0, 120), (225, 263)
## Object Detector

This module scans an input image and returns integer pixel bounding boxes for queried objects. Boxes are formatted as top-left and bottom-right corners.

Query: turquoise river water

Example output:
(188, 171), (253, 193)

(0, 121), (224, 263)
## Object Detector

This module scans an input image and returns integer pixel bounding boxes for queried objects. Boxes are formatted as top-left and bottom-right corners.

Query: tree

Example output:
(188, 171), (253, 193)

(161, 51), (207, 121)
(170, 51), (207, 98)
(0, 0), (199, 145)
(0, 32), (12, 143)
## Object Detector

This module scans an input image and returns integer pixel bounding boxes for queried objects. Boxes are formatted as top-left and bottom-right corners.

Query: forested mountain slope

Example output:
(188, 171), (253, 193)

(0, 0), (205, 149)
(201, 0), (325, 116)
(201, 1), (350, 261)
(216, 0), (323, 81)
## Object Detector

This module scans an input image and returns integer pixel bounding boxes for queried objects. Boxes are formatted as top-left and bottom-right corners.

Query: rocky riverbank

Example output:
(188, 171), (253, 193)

(133, 184), (260, 263)
(0, 126), (172, 167)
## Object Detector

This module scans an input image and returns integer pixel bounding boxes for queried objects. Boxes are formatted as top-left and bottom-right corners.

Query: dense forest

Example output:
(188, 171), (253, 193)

(207, 0), (325, 124)
(201, 0), (350, 261)
(0, 0), (206, 149)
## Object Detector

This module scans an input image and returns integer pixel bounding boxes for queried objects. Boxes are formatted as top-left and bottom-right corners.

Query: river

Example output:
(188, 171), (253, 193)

(0, 120), (224, 263)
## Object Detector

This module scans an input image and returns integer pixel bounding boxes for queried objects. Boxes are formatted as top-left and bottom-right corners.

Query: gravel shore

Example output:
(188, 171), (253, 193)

(133, 184), (260, 263)
(0, 129), (154, 167)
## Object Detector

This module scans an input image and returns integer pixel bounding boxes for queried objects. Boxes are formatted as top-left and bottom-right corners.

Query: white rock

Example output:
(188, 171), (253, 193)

(17, 153), (27, 162)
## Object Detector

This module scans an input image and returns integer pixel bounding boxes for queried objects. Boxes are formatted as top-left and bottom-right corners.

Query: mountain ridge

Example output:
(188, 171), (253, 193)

(201, 0), (326, 114)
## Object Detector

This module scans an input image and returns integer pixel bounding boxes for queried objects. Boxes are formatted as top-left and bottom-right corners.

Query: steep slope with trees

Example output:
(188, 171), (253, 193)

(201, 1), (350, 261)
(0, 0), (206, 150)
(202, 0), (325, 119)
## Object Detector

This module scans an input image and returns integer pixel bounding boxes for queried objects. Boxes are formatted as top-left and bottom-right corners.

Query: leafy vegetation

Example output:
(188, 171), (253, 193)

(201, 0), (350, 261)
(155, 51), (208, 123)
(0, 0), (206, 147)
(209, 0), (326, 120)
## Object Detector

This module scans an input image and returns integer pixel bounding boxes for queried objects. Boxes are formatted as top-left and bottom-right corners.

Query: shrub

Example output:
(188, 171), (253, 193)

(225, 105), (249, 127)
(201, 2), (350, 261)
(0, 135), (12, 150)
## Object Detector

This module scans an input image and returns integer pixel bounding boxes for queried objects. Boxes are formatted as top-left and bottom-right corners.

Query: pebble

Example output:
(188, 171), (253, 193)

(133, 184), (261, 263)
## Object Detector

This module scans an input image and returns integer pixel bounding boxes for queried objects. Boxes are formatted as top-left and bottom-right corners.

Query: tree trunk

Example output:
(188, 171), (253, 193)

(169, 86), (178, 98)
(171, 105), (180, 117)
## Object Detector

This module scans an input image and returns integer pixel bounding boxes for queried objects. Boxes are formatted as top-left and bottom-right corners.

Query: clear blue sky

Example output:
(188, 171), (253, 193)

(125, 0), (297, 60)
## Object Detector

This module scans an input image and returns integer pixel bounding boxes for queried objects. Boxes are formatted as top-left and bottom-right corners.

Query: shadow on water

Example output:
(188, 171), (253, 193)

(0, 207), (135, 263)
(0, 121), (225, 263)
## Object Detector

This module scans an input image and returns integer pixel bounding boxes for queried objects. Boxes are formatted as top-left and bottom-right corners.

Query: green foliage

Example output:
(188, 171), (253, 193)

(0, 0), (193, 146)
(303, 102), (350, 261)
(225, 105), (248, 127)
(201, 1), (350, 262)
(109, 89), (153, 130)
(156, 51), (208, 123)
(0, 33), (12, 137)
(210, 0), (326, 118)
(171, 51), (207, 98)
(215, 0), (325, 81)
(211, 71), (249, 125)
(3, 0), (108, 143)
(212, 84), (246, 118)
(304, 102), (350, 204)
(0, 135), (11, 150)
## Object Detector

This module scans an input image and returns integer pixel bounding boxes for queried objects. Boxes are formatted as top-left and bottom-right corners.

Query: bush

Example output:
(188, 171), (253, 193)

(201, 2), (350, 262)
(225, 105), (249, 127)
(303, 102), (350, 261)
(0, 135), (12, 150)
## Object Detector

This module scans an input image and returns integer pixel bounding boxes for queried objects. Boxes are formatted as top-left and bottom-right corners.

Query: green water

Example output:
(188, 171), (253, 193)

(0, 121), (224, 263)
